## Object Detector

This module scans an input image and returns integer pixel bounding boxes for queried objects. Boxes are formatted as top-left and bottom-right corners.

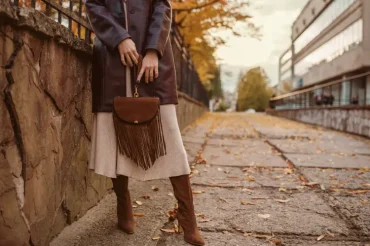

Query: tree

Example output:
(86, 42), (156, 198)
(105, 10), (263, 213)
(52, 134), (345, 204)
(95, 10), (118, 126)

(237, 67), (273, 112)
(171, 0), (259, 90)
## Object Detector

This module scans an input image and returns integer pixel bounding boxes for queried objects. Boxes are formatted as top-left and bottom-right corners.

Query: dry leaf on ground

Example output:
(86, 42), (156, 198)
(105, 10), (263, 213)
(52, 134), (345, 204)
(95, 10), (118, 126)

(141, 195), (150, 199)
(152, 237), (160, 241)
(317, 234), (326, 241)
(241, 201), (256, 205)
(167, 192), (174, 197)
(257, 214), (271, 219)
(161, 228), (176, 233)
(192, 190), (205, 194)
(151, 186), (159, 191)
(133, 213), (145, 217)
(274, 199), (290, 203)
(135, 200), (143, 205)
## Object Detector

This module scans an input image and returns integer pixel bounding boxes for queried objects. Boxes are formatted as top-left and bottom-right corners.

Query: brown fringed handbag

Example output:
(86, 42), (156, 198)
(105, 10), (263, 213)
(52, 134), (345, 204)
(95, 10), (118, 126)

(112, 60), (166, 170)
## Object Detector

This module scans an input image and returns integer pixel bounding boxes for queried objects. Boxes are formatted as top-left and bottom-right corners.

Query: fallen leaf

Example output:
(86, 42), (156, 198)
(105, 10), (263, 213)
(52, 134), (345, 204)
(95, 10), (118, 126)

(167, 192), (174, 197)
(141, 195), (151, 199)
(160, 228), (176, 233)
(317, 234), (326, 241)
(228, 175), (239, 179)
(252, 197), (268, 200)
(217, 168), (224, 172)
(270, 239), (283, 245)
(247, 176), (256, 182)
(278, 187), (288, 192)
(152, 236), (160, 241)
(305, 182), (319, 187)
(191, 170), (200, 175)
(257, 214), (271, 219)
(135, 201), (143, 205)
(192, 190), (205, 194)
(132, 205), (138, 208)
(284, 168), (293, 174)
(151, 186), (159, 191)
(219, 197), (228, 203)
(241, 201), (256, 205)
(133, 213), (145, 217)
(242, 188), (254, 192)
(274, 199), (290, 203)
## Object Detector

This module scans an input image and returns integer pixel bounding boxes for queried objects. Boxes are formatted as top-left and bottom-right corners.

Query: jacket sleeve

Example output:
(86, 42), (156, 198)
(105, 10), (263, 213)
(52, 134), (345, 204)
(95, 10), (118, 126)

(85, 0), (131, 50)
(145, 0), (172, 58)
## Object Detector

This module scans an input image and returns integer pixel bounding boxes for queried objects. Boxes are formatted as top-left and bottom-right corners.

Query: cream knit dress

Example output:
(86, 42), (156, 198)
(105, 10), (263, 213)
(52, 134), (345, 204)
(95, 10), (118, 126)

(89, 68), (191, 181)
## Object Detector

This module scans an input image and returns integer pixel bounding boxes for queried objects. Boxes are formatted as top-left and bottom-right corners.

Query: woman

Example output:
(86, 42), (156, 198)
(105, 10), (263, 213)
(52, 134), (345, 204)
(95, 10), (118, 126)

(85, 0), (205, 245)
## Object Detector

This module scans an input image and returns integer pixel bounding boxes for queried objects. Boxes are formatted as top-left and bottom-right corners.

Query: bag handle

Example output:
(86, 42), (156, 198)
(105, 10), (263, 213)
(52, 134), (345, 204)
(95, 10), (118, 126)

(133, 55), (143, 97)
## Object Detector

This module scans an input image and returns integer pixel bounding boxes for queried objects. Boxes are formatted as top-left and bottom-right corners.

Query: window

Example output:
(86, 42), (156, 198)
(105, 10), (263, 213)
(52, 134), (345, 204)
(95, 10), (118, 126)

(294, 0), (356, 54)
(294, 19), (363, 77)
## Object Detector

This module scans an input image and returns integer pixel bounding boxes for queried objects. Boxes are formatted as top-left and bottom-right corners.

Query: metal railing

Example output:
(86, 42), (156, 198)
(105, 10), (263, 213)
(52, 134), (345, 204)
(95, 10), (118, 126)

(11, 0), (209, 106)
(270, 72), (370, 110)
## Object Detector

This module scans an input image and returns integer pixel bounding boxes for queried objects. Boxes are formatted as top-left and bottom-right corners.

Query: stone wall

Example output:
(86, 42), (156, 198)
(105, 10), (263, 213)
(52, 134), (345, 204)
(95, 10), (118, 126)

(267, 106), (370, 138)
(0, 3), (207, 246)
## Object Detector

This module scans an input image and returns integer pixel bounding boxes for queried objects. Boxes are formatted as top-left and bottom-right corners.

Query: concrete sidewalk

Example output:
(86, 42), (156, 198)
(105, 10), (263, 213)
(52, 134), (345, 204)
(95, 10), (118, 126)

(51, 113), (370, 246)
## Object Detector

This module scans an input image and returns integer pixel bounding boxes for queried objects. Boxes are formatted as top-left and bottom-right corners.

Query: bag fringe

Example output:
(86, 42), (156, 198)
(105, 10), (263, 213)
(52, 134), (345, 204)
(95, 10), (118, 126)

(113, 110), (167, 170)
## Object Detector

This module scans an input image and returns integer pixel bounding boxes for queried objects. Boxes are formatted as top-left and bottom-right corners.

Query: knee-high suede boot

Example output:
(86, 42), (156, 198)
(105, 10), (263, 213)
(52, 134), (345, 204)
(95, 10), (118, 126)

(111, 175), (135, 234)
(170, 175), (205, 246)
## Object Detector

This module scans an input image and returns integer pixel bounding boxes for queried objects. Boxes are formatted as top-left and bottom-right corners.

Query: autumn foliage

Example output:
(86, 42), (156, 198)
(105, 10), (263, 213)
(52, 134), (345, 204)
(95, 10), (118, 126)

(237, 67), (273, 112)
(171, 0), (259, 90)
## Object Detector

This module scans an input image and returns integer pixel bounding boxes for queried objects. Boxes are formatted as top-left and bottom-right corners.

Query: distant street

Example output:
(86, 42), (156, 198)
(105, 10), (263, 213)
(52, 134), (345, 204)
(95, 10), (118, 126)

(51, 113), (370, 246)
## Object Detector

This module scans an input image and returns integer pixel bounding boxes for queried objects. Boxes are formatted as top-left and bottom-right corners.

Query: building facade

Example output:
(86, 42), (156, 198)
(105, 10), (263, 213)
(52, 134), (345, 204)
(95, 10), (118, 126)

(277, 0), (370, 106)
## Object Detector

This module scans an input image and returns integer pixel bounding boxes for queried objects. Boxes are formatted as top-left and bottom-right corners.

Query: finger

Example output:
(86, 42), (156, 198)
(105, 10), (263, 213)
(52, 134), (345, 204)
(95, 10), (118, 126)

(137, 67), (145, 82)
(129, 51), (138, 65)
(154, 66), (159, 79)
(145, 68), (150, 84)
(120, 53), (127, 66)
(134, 51), (140, 60)
(149, 67), (154, 83)
(125, 53), (133, 67)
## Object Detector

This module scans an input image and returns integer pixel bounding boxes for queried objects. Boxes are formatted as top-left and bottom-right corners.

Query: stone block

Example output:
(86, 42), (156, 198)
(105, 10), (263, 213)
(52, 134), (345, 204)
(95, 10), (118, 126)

(286, 154), (370, 169)
(202, 145), (288, 167)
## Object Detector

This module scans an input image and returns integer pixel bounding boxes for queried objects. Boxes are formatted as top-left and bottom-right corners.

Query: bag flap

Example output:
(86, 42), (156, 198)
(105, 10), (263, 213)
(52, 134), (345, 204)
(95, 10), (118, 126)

(113, 97), (160, 124)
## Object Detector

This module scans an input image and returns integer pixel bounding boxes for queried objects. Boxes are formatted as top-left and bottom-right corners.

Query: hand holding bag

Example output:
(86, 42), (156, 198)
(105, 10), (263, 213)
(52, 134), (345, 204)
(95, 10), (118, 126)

(113, 58), (166, 170)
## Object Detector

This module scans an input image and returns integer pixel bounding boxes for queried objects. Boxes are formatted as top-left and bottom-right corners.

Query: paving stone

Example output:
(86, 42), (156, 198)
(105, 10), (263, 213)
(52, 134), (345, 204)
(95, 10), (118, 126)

(51, 180), (176, 246)
(207, 138), (269, 149)
(331, 193), (370, 236)
(269, 139), (370, 155)
(162, 231), (271, 246)
(209, 128), (258, 140)
(254, 126), (313, 140)
(202, 145), (288, 167)
(191, 187), (350, 237)
(184, 142), (203, 163)
(181, 135), (205, 144)
(190, 165), (302, 189)
(286, 154), (370, 169)
(301, 168), (370, 190)
(284, 240), (365, 246)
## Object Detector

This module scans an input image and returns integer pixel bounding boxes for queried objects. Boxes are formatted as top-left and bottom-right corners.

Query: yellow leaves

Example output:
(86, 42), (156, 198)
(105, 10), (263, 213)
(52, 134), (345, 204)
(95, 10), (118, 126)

(135, 200), (143, 206)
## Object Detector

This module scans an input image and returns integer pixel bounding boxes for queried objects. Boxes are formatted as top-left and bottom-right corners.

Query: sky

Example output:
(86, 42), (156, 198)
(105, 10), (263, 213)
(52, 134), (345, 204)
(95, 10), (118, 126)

(216, 0), (308, 91)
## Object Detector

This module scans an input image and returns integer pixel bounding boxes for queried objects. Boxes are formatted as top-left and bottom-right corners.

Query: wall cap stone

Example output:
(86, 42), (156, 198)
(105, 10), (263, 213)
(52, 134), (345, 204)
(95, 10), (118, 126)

(1, 1), (92, 54)
(268, 105), (370, 112)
